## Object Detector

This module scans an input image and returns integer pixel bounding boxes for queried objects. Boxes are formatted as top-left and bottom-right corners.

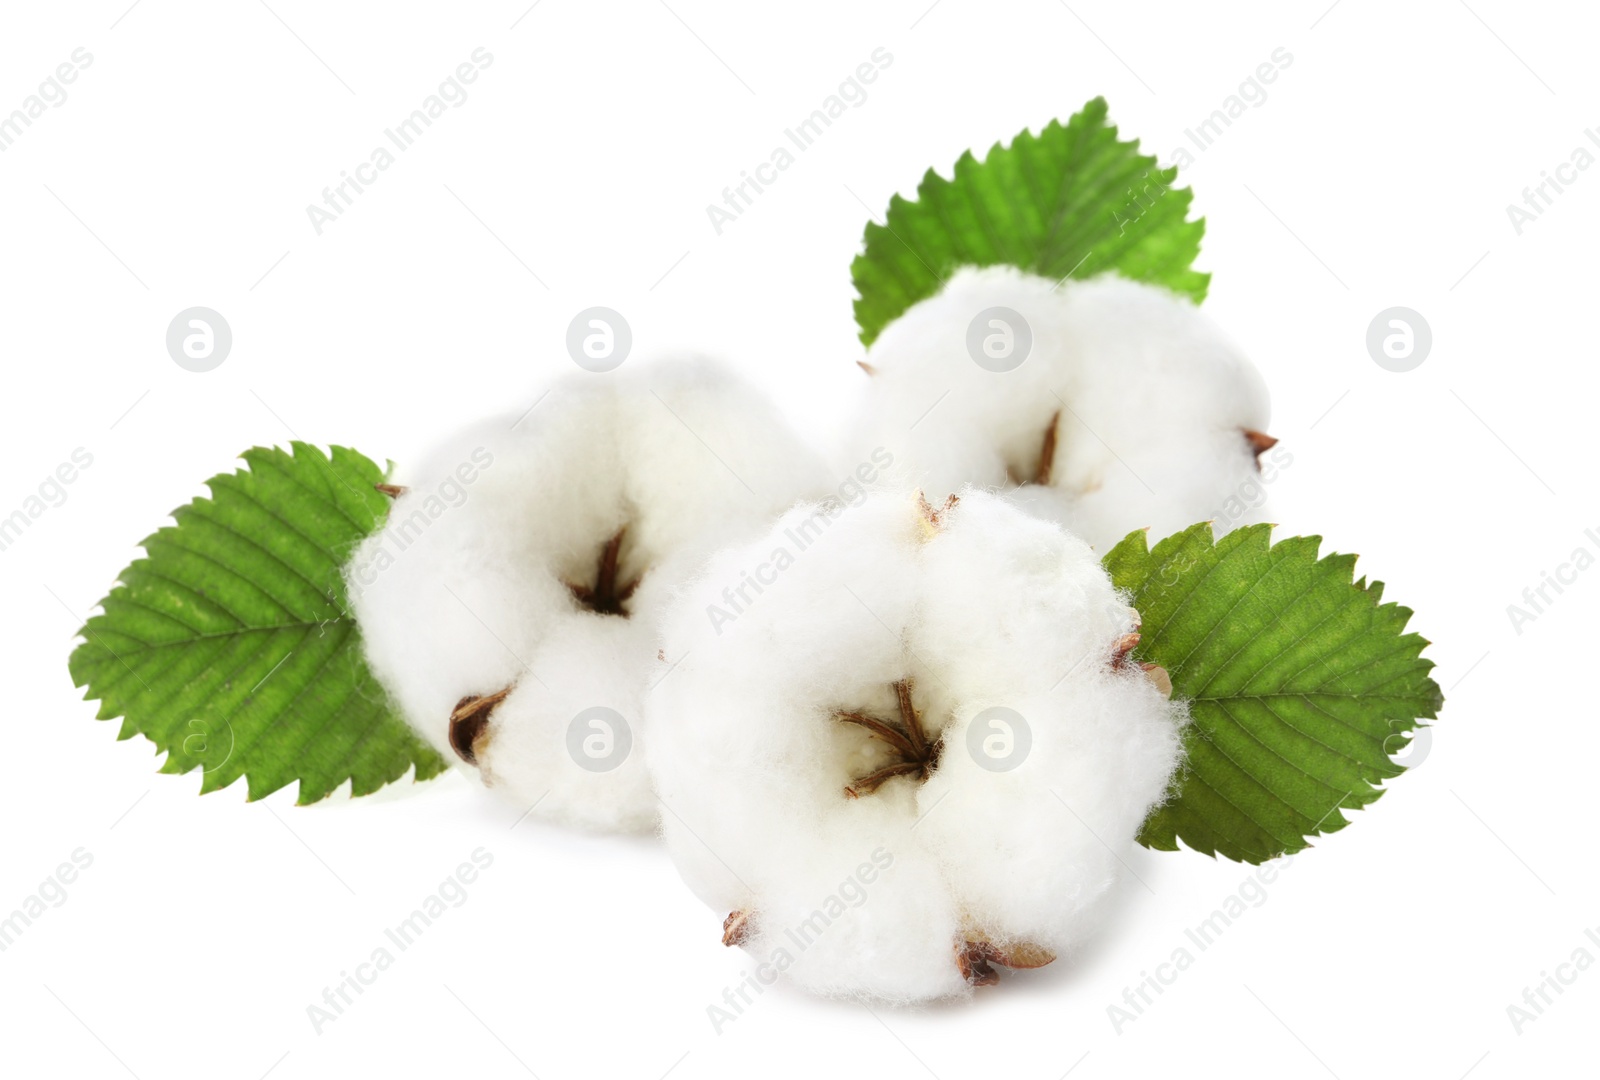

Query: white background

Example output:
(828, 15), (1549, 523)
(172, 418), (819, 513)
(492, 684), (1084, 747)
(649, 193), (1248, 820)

(1, 0), (1595, 1077)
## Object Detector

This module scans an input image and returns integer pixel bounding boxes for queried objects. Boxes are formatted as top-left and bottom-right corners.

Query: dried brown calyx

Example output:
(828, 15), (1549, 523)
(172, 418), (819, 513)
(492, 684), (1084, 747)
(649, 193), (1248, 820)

(566, 527), (642, 617)
(1141, 662), (1173, 698)
(1110, 630), (1142, 669)
(956, 932), (1057, 987)
(835, 679), (944, 798)
(915, 491), (959, 541)
(1242, 428), (1279, 471)
(1006, 410), (1062, 487)
(449, 686), (512, 765)
(1108, 624), (1172, 697)
(722, 909), (753, 947)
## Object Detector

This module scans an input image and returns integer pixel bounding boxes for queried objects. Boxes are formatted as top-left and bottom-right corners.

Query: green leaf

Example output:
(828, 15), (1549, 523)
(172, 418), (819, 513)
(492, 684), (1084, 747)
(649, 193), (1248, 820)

(68, 443), (449, 804)
(851, 96), (1209, 346)
(1104, 523), (1442, 864)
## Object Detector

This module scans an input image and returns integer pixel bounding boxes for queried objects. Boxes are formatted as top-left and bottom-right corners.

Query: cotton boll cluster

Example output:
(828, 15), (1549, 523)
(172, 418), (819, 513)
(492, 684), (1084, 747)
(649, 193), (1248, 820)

(347, 358), (830, 833)
(647, 489), (1184, 1001)
(849, 266), (1277, 551)
(339, 259), (1276, 1000)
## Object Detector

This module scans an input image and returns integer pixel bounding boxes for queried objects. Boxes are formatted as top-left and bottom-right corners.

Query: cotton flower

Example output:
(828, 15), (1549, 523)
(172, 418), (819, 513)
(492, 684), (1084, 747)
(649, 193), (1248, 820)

(346, 358), (829, 833)
(648, 488), (1183, 1002)
(849, 266), (1278, 551)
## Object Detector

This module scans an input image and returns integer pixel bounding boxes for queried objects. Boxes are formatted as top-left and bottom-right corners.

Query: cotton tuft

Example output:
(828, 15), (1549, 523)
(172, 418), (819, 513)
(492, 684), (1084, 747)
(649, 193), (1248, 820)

(847, 266), (1278, 551)
(346, 358), (830, 833)
(648, 489), (1184, 1001)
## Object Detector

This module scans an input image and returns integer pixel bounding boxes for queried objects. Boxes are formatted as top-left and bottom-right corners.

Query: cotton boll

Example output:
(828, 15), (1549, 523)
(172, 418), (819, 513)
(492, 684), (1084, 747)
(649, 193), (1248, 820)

(470, 615), (659, 833)
(904, 504), (1180, 955)
(347, 398), (618, 745)
(1044, 275), (1273, 547)
(648, 489), (1183, 1001)
(848, 266), (1275, 551)
(347, 358), (830, 832)
(849, 270), (1069, 494)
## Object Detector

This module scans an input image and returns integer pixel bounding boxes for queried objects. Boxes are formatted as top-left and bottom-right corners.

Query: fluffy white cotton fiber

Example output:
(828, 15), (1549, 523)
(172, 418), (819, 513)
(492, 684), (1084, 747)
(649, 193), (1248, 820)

(346, 358), (829, 833)
(848, 266), (1279, 551)
(339, 268), (1275, 996)
(648, 489), (1184, 1001)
